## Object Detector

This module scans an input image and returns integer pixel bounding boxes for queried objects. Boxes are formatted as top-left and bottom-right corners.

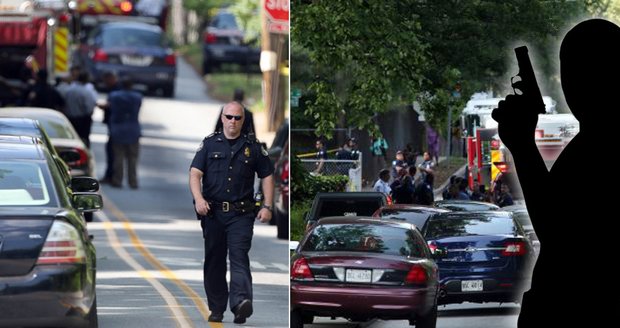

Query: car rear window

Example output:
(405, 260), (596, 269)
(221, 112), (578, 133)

(37, 119), (76, 139)
(102, 28), (163, 47)
(317, 199), (382, 218)
(212, 13), (239, 29)
(380, 210), (433, 229)
(302, 223), (428, 258)
(0, 161), (51, 206)
(425, 216), (515, 239)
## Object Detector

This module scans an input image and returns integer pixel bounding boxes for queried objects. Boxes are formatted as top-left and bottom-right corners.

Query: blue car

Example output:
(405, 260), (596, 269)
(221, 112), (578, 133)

(422, 211), (535, 305)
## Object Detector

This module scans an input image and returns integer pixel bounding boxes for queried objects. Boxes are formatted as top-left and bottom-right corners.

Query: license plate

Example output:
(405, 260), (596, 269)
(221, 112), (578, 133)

(346, 269), (371, 283)
(461, 280), (484, 292)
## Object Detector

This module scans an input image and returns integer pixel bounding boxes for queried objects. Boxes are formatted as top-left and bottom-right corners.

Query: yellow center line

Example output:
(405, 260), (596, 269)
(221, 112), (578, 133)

(100, 193), (215, 326)
(98, 210), (189, 328)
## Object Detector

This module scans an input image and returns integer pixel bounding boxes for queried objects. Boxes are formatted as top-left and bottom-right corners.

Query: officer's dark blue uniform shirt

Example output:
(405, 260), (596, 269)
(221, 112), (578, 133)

(190, 132), (273, 202)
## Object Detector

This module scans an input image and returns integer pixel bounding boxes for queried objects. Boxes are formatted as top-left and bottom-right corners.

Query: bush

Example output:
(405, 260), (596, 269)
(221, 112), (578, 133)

(291, 154), (348, 202)
(290, 201), (310, 242)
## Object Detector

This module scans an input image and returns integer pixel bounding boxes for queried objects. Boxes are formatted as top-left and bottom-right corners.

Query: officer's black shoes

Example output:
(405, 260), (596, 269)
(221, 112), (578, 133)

(232, 299), (253, 324)
(208, 312), (223, 322)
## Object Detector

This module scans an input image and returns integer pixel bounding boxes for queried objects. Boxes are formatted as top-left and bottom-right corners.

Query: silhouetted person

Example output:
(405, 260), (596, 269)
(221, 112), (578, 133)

(493, 18), (620, 328)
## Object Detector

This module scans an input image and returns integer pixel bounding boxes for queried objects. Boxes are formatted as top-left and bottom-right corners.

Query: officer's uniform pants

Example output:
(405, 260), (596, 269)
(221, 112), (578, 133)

(202, 212), (254, 314)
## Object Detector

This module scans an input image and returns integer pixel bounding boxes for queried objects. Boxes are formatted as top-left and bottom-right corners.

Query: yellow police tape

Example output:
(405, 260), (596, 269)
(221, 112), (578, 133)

(296, 148), (338, 158)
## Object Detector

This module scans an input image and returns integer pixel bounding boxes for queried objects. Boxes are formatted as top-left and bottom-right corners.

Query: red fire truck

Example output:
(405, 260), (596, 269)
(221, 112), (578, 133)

(460, 94), (576, 200)
(0, 0), (73, 104)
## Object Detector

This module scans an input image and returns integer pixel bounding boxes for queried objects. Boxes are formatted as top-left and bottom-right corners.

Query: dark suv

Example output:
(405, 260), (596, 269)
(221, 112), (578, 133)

(202, 9), (261, 74)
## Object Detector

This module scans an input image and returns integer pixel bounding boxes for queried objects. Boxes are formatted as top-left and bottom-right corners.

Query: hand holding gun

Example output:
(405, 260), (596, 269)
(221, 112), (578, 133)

(492, 46), (545, 148)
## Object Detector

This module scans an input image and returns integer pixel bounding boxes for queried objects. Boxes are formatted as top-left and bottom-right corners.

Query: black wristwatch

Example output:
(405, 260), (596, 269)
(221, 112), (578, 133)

(261, 205), (273, 212)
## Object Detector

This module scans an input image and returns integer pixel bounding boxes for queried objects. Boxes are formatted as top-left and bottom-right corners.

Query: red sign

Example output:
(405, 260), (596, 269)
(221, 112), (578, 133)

(264, 0), (289, 33)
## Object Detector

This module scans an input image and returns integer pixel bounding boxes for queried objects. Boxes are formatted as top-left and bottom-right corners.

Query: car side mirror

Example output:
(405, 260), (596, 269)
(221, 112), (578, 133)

(71, 177), (99, 192)
(73, 193), (103, 212)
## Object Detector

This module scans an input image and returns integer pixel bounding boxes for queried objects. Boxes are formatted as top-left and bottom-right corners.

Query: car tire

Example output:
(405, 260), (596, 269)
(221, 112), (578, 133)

(290, 310), (303, 328)
(88, 297), (98, 328)
(414, 304), (437, 328)
(301, 313), (314, 324)
(84, 212), (94, 222)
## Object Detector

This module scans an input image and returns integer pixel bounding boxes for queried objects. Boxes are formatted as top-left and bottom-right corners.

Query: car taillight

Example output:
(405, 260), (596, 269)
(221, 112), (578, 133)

(164, 53), (176, 66)
(502, 241), (526, 256)
(291, 257), (313, 281)
(62, 147), (88, 167)
(93, 49), (108, 62)
(204, 32), (217, 44)
(37, 221), (86, 265)
(405, 264), (427, 285)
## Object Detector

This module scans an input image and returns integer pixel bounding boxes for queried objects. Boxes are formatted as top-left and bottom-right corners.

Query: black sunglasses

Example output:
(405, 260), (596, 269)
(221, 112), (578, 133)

(223, 114), (243, 121)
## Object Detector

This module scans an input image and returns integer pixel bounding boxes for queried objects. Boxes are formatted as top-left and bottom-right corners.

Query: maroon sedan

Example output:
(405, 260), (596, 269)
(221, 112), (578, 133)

(290, 217), (439, 327)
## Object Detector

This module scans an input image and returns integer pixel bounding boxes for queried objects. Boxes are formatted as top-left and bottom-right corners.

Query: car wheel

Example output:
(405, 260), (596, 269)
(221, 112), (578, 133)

(88, 297), (98, 328)
(290, 310), (303, 328)
(414, 304), (437, 328)
(84, 212), (94, 222)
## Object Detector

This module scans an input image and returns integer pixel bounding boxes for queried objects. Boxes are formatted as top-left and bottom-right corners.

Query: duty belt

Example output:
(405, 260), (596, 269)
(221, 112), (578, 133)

(210, 200), (255, 213)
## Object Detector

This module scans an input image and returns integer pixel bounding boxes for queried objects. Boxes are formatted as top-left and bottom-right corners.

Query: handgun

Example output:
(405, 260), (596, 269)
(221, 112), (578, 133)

(512, 46), (546, 114)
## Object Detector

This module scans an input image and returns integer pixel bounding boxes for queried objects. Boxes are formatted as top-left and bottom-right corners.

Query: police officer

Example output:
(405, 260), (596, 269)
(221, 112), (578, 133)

(189, 101), (274, 324)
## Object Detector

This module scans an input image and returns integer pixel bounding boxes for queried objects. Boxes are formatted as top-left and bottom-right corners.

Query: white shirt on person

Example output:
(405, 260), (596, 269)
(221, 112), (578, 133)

(373, 179), (391, 196)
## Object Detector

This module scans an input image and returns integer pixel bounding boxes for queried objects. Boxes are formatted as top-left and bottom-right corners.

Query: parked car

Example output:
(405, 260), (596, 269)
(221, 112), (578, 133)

(0, 107), (96, 177)
(0, 117), (72, 182)
(434, 200), (500, 212)
(77, 21), (176, 97)
(0, 137), (101, 327)
(502, 204), (540, 254)
(304, 192), (388, 229)
(373, 204), (450, 233)
(273, 139), (289, 239)
(202, 9), (261, 74)
(291, 217), (439, 327)
(0, 113), (96, 222)
(422, 211), (535, 305)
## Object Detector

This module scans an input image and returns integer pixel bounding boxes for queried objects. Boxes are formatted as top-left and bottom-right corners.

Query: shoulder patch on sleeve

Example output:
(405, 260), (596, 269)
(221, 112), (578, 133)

(196, 141), (204, 152)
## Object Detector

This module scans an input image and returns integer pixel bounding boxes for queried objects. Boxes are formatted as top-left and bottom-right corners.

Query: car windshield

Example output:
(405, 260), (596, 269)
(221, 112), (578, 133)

(318, 199), (382, 218)
(0, 161), (51, 206)
(102, 28), (163, 47)
(425, 216), (515, 239)
(302, 223), (427, 257)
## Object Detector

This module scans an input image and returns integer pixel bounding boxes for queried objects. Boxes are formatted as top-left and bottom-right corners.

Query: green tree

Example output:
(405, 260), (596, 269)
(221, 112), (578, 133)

(291, 0), (602, 137)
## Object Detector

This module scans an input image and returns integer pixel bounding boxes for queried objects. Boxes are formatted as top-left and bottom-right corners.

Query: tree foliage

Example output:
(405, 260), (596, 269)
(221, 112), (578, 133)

(291, 0), (604, 137)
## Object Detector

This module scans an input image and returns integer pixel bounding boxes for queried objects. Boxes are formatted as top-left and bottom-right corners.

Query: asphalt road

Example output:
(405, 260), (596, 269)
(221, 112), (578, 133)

(87, 57), (288, 328)
(306, 302), (520, 328)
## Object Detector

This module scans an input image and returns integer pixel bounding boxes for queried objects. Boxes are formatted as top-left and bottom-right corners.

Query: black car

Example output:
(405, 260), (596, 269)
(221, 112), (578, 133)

(77, 21), (177, 97)
(202, 9), (261, 74)
(0, 138), (102, 327)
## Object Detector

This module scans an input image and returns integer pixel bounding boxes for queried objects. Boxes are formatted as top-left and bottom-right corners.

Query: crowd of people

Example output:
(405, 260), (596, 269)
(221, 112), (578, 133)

(0, 66), (143, 189)
(373, 151), (436, 205)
